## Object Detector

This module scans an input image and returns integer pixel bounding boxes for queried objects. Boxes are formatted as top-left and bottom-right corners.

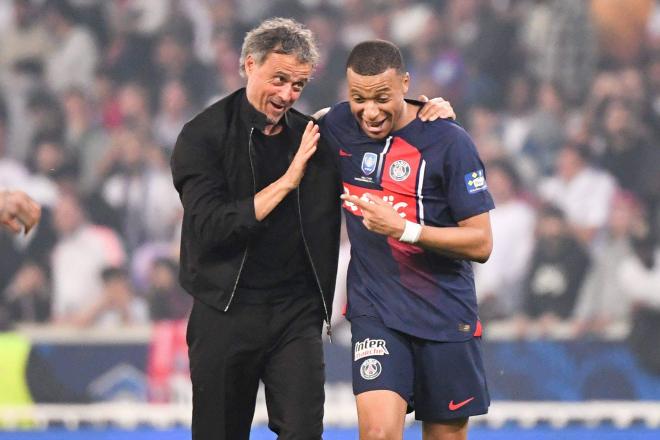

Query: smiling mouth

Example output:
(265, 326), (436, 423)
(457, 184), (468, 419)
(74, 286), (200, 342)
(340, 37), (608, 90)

(362, 119), (387, 132)
(270, 101), (286, 112)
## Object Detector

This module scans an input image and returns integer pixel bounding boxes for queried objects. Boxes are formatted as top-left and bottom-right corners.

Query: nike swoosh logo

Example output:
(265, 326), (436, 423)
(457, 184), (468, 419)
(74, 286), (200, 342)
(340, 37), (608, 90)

(339, 149), (352, 157)
(448, 397), (474, 411)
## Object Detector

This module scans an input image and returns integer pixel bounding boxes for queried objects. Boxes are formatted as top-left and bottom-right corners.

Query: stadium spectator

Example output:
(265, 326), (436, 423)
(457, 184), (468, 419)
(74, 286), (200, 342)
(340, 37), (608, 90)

(517, 205), (590, 337)
(98, 129), (181, 253)
(522, 82), (567, 176)
(23, 133), (67, 209)
(0, 0), (51, 76)
(115, 82), (152, 140)
(572, 192), (647, 336)
(152, 26), (215, 108)
(0, 97), (30, 189)
(299, 10), (350, 110)
(522, 0), (597, 105)
(71, 266), (148, 327)
(101, 3), (156, 86)
(622, 232), (660, 374)
(1, 261), (50, 328)
(153, 79), (195, 151)
(50, 191), (125, 324)
(538, 143), (617, 246)
(60, 87), (111, 195)
(146, 258), (191, 321)
(42, 0), (99, 93)
(595, 97), (660, 226)
(475, 160), (535, 320)
(500, 74), (536, 159)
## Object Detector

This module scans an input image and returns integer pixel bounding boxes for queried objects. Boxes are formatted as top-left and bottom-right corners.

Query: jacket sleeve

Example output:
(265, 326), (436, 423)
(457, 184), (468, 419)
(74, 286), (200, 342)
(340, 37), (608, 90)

(170, 123), (261, 251)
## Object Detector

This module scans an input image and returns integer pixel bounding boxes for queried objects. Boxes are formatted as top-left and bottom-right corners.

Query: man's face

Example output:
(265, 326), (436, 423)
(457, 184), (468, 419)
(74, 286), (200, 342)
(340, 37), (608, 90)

(347, 67), (409, 140)
(244, 52), (312, 125)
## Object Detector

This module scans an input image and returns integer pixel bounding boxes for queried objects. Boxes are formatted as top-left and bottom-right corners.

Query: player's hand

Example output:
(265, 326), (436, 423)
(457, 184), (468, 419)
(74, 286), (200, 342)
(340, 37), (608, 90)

(418, 95), (456, 121)
(311, 107), (330, 120)
(0, 190), (41, 235)
(284, 121), (319, 189)
(340, 192), (406, 239)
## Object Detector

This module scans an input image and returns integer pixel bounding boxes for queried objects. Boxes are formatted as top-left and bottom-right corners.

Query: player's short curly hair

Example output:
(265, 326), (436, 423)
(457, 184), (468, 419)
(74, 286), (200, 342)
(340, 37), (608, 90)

(346, 40), (405, 76)
(239, 18), (319, 78)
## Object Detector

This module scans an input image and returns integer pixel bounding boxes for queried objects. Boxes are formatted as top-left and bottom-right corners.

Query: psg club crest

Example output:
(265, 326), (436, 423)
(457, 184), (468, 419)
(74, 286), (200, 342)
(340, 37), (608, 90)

(360, 358), (382, 380)
(389, 159), (411, 182)
(361, 152), (378, 176)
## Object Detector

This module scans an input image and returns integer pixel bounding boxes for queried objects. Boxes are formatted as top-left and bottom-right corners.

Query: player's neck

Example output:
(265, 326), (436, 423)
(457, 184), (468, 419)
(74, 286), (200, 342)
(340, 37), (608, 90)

(392, 101), (417, 133)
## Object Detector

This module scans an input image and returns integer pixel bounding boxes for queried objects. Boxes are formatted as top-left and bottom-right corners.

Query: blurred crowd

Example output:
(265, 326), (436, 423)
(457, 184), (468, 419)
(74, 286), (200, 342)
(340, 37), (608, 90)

(0, 0), (659, 346)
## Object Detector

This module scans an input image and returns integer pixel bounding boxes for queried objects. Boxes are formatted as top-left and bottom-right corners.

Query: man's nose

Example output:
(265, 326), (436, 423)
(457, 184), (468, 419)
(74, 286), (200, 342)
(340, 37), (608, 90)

(277, 84), (294, 104)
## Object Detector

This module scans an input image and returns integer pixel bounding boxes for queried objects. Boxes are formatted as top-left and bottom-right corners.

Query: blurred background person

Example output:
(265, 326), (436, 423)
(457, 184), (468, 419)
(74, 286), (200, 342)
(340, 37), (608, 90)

(622, 232), (660, 374)
(146, 257), (191, 322)
(96, 128), (180, 255)
(538, 143), (617, 247)
(71, 266), (148, 327)
(50, 191), (125, 324)
(516, 205), (590, 337)
(474, 159), (535, 321)
(42, 0), (98, 94)
(572, 191), (649, 337)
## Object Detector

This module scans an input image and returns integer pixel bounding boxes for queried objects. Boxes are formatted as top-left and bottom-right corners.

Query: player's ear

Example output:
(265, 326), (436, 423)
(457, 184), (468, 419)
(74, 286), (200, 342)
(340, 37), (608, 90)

(401, 72), (410, 94)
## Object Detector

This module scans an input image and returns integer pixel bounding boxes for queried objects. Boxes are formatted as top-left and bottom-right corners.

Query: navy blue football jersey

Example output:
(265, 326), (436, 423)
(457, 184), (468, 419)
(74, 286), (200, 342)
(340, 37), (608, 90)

(320, 102), (494, 342)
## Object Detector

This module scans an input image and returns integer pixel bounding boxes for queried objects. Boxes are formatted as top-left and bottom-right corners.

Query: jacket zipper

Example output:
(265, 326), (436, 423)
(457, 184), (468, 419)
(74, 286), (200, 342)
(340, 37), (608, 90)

(224, 127), (257, 311)
(297, 186), (332, 341)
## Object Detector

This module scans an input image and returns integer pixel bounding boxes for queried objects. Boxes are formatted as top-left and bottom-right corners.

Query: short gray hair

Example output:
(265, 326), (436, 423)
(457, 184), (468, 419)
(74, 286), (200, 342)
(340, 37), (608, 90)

(239, 17), (319, 78)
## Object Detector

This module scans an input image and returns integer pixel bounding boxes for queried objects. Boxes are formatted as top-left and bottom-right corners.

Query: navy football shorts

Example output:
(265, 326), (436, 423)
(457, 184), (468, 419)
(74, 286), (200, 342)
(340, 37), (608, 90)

(350, 315), (490, 421)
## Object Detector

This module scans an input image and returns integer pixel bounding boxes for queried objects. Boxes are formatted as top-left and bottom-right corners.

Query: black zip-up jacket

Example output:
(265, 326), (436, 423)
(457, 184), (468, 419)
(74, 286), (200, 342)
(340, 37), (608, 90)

(170, 88), (341, 326)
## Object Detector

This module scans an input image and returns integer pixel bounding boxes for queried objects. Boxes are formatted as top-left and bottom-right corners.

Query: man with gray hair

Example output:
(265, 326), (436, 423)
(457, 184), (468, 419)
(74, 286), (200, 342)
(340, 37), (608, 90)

(172, 17), (340, 439)
(171, 17), (452, 439)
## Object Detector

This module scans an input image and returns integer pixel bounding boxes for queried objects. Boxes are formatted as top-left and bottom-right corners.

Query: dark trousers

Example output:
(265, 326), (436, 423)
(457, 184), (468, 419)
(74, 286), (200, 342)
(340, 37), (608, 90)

(187, 292), (325, 440)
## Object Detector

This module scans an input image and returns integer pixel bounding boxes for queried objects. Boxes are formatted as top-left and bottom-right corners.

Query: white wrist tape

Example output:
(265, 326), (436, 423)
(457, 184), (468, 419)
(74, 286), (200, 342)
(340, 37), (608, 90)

(399, 220), (422, 244)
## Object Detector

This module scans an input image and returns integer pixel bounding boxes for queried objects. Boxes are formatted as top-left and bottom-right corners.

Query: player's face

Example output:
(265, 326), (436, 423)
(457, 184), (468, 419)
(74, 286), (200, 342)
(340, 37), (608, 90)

(245, 52), (312, 125)
(347, 67), (409, 140)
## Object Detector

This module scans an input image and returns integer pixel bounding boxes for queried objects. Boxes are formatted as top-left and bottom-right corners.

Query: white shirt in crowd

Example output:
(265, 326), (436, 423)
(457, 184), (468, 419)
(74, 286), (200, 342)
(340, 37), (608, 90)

(619, 249), (660, 310)
(46, 26), (98, 93)
(539, 166), (617, 229)
(51, 225), (125, 320)
(474, 198), (536, 314)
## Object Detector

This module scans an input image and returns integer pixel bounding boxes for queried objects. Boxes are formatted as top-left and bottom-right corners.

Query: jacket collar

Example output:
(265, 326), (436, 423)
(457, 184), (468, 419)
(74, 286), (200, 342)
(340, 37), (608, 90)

(239, 88), (289, 133)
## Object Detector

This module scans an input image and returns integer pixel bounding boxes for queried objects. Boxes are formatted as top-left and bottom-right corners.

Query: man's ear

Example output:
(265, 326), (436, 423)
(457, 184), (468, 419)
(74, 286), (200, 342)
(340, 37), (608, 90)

(245, 54), (256, 76)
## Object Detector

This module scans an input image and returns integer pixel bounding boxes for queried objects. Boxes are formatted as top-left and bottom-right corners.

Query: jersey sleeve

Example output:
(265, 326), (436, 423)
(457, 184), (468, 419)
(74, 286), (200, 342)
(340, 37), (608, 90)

(442, 127), (495, 221)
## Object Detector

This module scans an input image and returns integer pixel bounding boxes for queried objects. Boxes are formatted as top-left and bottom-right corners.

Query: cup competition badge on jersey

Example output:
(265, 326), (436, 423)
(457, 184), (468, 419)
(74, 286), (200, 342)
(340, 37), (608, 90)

(361, 152), (378, 176)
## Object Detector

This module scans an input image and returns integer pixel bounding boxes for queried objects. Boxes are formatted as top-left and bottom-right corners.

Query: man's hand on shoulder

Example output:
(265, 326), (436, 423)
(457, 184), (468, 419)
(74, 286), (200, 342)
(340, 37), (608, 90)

(283, 121), (320, 190)
(418, 95), (456, 121)
(311, 107), (330, 121)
